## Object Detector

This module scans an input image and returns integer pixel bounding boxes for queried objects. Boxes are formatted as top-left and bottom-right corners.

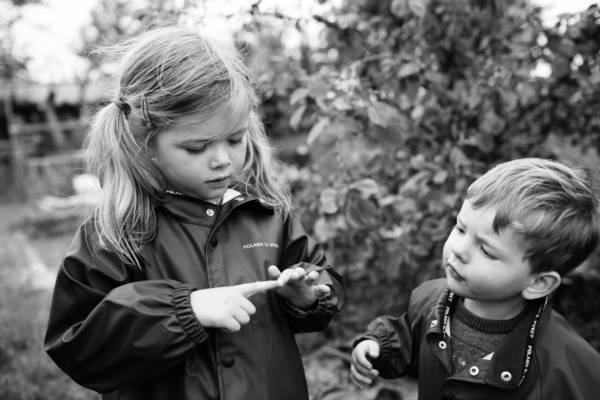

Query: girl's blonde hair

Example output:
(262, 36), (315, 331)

(86, 25), (291, 268)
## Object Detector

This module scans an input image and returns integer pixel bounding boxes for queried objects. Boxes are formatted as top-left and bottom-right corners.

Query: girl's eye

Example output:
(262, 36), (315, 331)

(481, 247), (497, 260)
(229, 138), (244, 146)
(186, 146), (207, 154)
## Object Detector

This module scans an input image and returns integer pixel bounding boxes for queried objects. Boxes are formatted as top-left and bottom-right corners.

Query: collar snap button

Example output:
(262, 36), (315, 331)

(206, 209), (215, 217)
(469, 366), (479, 376)
(501, 371), (512, 382)
(438, 341), (446, 349)
(222, 354), (234, 368)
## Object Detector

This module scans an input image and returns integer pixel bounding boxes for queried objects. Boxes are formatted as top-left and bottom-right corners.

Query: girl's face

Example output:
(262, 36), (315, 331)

(150, 110), (248, 203)
(442, 200), (535, 319)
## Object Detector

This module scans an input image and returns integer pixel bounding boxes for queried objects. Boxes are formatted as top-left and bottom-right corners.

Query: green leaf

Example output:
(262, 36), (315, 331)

(479, 110), (505, 136)
(368, 102), (413, 144)
(390, 0), (409, 18)
(320, 188), (339, 214)
(432, 169), (448, 184)
(516, 82), (536, 106)
(332, 96), (353, 111)
(408, 0), (430, 18)
(551, 57), (571, 79)
(547, 37), (577, 59)
(397, 63), (420, 79)
(307, 117), (330, 146)
(473, 133), (495, 154)
(290, 88), (309, 105)
(499, 89), (518, 112)
(289, 105), (306, 131)
(399, 170), (432, 194)
(349, 178), (380, 198)
(449, 147), (469, 169)
(368, 102), (401, 128)
(308, 81), (330, 100)
(345, 192), (378, 229)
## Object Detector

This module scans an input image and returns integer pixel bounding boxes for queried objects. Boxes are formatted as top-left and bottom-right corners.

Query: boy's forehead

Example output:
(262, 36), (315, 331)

(459, 201), (503, 232)
(459, 200), (496, 218)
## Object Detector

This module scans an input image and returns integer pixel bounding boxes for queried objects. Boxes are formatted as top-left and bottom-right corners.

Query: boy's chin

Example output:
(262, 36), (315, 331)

(445, 276), (468, 297)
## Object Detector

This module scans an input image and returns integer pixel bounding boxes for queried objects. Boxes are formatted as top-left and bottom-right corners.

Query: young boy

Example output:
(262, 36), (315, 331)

(351, 158), (600, 400)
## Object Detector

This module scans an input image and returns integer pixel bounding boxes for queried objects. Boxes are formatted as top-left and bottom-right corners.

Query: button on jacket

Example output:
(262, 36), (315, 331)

(44, 190), (345, 400)
(356, 278), (600, 400)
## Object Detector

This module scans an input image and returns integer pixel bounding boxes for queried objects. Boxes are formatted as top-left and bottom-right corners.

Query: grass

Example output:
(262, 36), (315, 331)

(0, 201), (99, 400)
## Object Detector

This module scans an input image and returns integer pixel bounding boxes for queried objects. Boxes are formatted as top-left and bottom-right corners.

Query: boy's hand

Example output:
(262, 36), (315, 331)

(190, 281), (277, 332)
(351, 340), (380, 389)
(268, 265), (330, 310)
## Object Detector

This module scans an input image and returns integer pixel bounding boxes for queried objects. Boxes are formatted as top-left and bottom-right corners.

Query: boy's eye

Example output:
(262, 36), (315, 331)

(454, 225), (465, 235)
(481, 247), (497, 260)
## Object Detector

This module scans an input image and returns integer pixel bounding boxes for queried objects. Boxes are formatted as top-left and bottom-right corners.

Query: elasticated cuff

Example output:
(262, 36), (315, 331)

(172, 284), (209, 346)
(353, 331), (395, 366)
(279, 296), (332, 319)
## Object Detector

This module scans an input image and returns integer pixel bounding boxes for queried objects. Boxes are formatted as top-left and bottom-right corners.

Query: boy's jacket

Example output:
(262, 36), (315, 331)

(44, 190), (345, 400)
(358, 278), (600, 400)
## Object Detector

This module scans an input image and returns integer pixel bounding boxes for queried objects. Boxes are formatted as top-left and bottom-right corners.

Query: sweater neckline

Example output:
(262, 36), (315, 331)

(454, 298), (533, 334)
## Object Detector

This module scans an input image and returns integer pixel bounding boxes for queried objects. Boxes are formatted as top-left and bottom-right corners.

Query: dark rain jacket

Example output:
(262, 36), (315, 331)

(44, 189), (345, 400)
(356, 278), (600, 400)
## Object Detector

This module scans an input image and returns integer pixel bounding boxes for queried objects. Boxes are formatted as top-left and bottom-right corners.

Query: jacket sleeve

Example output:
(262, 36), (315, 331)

(43, 223), (209, 393)
(276, 213), (346, 333)
(354, 313), (420, 379)
(352, 282), (435, 380)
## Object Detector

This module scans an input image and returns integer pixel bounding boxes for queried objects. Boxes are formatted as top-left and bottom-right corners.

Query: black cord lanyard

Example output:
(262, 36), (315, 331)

(518, 295), (549, 386)
(441, 291), (549, 387)
(441, 291), (455, 340)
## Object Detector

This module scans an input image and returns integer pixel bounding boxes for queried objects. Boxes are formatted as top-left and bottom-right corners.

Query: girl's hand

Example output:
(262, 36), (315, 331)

(190, 281), (277, 332)
(268, 265), (331, 310)
(350, 340), (380, 389)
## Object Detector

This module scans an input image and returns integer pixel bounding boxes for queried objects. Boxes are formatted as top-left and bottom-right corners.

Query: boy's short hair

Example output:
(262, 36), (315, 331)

(466, 158), (599, 276)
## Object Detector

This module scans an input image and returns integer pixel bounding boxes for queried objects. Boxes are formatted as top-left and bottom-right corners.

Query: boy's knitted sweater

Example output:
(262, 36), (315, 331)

(450, 299), (531, 373)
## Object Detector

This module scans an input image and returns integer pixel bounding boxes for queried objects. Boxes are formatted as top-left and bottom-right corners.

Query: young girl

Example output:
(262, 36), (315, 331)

(44, 26), (345, 400)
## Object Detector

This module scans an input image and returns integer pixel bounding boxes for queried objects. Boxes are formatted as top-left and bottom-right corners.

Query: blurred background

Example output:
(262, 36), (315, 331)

(1, 0), (599, 399)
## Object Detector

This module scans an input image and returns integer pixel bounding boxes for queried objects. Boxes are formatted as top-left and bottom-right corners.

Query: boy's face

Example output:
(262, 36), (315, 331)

(442, 200), (535, 308)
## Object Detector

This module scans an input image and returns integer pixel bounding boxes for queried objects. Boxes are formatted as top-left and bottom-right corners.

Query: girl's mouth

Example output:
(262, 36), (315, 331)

(207, 176), (229, 184)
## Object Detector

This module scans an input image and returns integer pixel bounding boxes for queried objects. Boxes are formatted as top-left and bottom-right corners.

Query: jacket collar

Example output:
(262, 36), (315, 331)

(429, 288), (552, 389)
(161, 188), (269, 226)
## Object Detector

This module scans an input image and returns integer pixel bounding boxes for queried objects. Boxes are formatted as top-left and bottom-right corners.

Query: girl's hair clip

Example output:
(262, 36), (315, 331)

(140, 94), (152, 127)
(112, 97), (130, 116)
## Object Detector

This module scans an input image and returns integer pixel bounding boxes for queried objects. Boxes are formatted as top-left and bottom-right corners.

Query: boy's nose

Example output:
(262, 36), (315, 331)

(451, 246), (467, 264)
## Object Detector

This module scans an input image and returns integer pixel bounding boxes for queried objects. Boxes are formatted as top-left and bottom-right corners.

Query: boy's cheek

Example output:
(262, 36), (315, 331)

(441, 238), (453, 263)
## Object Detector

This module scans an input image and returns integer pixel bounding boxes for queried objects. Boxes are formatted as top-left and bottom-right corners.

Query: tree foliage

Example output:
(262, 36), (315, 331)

(290, 0), (600, 340)
(0, 0), (42, 80)
(79, 0), (600, 346)
(271, 0), (600, 337)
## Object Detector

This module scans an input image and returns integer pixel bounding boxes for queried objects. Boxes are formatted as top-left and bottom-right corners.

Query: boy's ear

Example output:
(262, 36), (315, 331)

(522, 272), (561, 300)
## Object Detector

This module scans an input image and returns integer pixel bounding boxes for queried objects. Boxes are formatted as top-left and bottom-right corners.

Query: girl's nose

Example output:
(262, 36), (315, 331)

(209, 143), (232, 169)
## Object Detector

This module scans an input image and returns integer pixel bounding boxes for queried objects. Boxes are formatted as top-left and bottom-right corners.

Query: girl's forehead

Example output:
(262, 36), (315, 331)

(176, 108), (250, 139)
